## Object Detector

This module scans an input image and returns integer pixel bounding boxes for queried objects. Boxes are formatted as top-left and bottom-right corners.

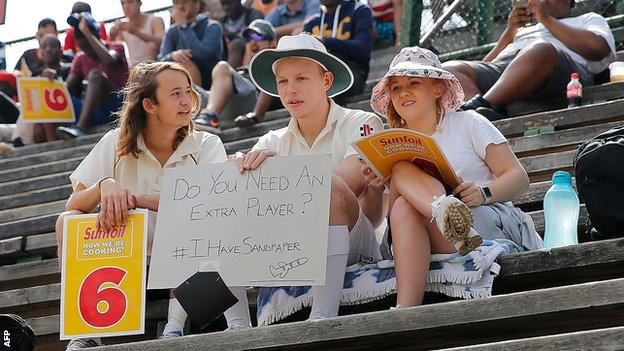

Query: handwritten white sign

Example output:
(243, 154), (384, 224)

(147, 155), (332, 288)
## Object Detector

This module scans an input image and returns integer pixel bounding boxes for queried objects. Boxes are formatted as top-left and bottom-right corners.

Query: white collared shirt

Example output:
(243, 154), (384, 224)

(252, 99), (383, 166)
(70, 129), (227, 195)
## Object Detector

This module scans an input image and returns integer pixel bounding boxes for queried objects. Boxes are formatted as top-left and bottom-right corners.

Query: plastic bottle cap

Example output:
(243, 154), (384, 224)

(551, 170), (572, 185)
(571, 72), (579, 80)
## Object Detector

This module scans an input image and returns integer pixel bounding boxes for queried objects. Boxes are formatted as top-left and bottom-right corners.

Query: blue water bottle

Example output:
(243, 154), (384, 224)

(543, 171), (579, 248)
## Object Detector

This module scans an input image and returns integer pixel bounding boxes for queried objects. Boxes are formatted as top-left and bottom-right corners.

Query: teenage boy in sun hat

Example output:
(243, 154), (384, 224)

(228, 33), (386, 323)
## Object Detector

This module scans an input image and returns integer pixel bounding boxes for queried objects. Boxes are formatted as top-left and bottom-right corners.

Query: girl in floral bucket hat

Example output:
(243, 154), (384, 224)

(364, 46), (543, 308)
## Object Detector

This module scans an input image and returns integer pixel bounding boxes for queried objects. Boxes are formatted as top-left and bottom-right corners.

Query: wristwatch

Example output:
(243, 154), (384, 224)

(480, 186), (493, 204)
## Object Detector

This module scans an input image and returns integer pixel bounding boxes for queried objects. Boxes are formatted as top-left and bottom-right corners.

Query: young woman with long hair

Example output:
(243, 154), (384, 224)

(55, 61), (227, 348)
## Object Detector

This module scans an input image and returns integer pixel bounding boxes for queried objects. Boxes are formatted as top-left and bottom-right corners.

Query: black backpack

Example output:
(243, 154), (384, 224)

(0, 314), (36, 351)
(574, 125), (624, 240)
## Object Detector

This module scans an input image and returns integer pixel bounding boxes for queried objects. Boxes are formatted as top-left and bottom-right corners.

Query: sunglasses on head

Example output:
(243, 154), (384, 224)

(245, 32), (268, 42)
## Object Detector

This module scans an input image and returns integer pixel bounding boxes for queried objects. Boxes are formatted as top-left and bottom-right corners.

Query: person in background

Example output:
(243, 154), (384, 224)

(160, 0), (223, 90)
(14, 18), (71, 76)
(63, 2), (109, 56)
(219, 0), (263, 68)
(56, 15), (129, 139)
(10, 35), (71, 147)
(250, 0), (278, 16)
(110, 0), (166, 67)
(265, 0), (320, 38)
(443, 0), (615, 120)
(368, 0), (402, 44)
(195, 19), (279, 129)
(303, 0), (373, 103)
(368, 47), (542, 308)
(203, 0), (225, 19)
(55, 61), (227, 348)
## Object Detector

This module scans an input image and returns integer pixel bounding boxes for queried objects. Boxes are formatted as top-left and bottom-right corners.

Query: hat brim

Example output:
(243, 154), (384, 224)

(249, 48), (353, 98)
(370, 64), (465, 117)
(242, 27), (273, 40)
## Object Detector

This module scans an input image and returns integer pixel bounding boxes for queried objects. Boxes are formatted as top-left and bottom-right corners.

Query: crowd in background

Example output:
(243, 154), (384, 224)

(0, 0), (402, 150)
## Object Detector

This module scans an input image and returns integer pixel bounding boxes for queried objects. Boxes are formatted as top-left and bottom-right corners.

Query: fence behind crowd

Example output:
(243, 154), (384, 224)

(402, 0), (623, 53)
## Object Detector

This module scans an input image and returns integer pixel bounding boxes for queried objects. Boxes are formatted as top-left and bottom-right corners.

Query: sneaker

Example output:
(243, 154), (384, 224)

(66, 338), (102, 350)
(460, 94), (490, 111)
(56, 125), (85, 139)
(389, 304), (404, 310)
(430, 195), (483, 256)
(476, 106), (508, 121)
(158, 329), (183, 339)
(234, 112), (259, 128)
(195, 111), (220, 128)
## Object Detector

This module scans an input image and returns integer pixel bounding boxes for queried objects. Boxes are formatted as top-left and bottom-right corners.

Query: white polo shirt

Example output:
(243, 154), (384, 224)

(252, 99), (384, 166)
(70, 129), (227, 194)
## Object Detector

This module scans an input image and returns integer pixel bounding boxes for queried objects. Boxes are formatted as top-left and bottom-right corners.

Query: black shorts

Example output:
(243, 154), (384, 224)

(464, 47), (591, 100)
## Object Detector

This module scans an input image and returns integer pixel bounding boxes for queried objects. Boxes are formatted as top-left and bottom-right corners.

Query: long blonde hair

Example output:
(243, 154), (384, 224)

(116, 62), (201, 158)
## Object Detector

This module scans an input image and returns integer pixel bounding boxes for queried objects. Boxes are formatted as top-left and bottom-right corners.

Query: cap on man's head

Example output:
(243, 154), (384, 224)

(249, 33), (353, 98)
(243, 19), (276, 41)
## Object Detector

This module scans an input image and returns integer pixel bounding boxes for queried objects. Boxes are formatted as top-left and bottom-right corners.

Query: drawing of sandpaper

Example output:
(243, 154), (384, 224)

(173, 263), (238, 329)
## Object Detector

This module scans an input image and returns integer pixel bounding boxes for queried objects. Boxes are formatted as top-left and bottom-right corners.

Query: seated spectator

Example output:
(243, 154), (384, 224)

(55, 61), (227, 347)
(9, 35), (71, 147)
(230, 34), (385, 324)
(265, 0), (320, 38)
(443, 0), (616, 121)
(195, 19), (279, 129)
(250, 0), (278, 16)
(160, 0), (223, 90)
(56, 15), (130, 139)
(369, 46), (543, 308)
(303, 0), (373, 103)
(110, 0), (166, 67)
(219, 0), (263, 68)
(14, 18), (71, 76)
(63, 2), (109, 56)
(368, 0), (402, 44)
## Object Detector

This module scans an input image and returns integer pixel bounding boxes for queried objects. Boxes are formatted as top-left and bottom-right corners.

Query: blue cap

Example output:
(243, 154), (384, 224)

(551, 171), (572, 185)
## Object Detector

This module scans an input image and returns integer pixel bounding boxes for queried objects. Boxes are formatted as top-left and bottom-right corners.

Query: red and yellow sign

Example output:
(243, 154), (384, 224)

(60, 209), (148, 340)
(17, 77), (75, 123)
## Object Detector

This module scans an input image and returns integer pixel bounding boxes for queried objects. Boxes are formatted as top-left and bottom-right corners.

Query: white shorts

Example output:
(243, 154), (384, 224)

(347, 207), (382, 265)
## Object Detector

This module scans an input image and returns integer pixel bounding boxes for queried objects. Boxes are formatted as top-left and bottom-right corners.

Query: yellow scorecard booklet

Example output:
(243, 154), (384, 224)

(352, 128), (460, 193)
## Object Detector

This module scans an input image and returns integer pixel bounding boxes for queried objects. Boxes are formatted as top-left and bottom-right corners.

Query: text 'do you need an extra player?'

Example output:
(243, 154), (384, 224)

(148, 155), (332, 288)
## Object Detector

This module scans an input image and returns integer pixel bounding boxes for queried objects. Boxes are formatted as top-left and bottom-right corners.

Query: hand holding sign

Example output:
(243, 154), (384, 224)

(148, 155), (332, 288)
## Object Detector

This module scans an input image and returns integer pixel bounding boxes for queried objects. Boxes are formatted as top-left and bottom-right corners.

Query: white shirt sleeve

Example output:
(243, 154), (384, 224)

(344, 112), (384, 158)
(69, 130), (118, 190)
(196, 132), (227, 164)
(583, 12), (616, 71)
(252, 130), (278, 152)
(465, 111), (507, 160)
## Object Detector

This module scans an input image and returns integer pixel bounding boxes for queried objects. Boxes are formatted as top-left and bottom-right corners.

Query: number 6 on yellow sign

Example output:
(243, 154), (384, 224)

(60, 210), (148, 340)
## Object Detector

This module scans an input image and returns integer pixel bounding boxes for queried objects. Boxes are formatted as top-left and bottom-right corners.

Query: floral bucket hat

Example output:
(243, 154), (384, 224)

(370, 46), (465, 117)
